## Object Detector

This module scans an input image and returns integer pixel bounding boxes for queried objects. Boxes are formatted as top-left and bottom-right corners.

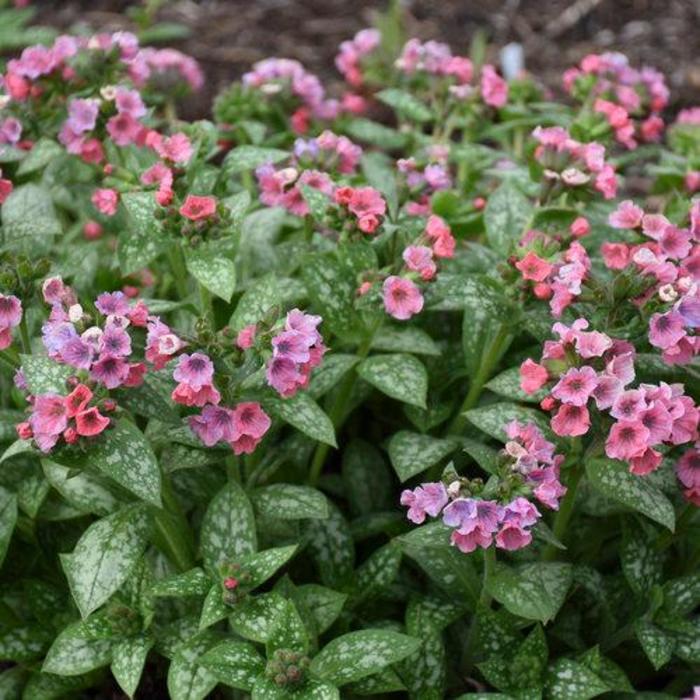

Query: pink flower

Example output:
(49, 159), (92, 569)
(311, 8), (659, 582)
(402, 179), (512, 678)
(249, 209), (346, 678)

(425, 215), (455, 258)
(551, 404), (591, 437)
(570, 217), (590, 238)
(400, 482), (448, 524)
(173, 352), (215, 389)
(30, 394), (68, 438)
(236, 324), (257, 349)
(180, 194), (217, 221)
(99, 325), (131, 358)
(92, 188), (119, 216)
(230, 402), (271, 455)
(515, 251), (553, 282)
(272, 330), (313, 364)
(606, 420), (650, 461)
(609, 200), (644, 229)
(65, 384), (92, 417)
(649, 311), (686, 349)
(106, 112), (141, 146)
(347, 187), (386, 219)
(114, 87), (146, 118)
(481, 65), (508, 107)
(551, 366), (598, 406)
(0, 294), (22, 350)
(520, 359), (549, 394)
(676, 449), (700, 504)
(629, 447), (663, 476)
(95, 291), (130, 317)
(403, 245), (436, 280)
(601, 242), (630, 270)
(90, 355), (130, 389)
(575, 330), (612, 359)
(266, 355), (302, 397)
(659, 225), (691, 260)
(610, 389), (647, 421)
(382, 276), (424, 320)
(66, 98), (100, 133)
(75, 407), (110, 437)
(171, 382), (221, 407)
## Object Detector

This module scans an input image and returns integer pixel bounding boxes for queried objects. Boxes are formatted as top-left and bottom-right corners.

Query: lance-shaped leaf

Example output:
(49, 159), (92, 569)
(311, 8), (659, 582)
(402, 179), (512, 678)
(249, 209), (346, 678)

(185, 243), (236, 302)
(151, 568), (212, 598)
(303, 503), (355, 589)
(377, 88), (432, 123)
(200, 481), (257, 575)
(310, 629), (420, 686)
(371, 326), (440, 356)
(111, 635), (153, 699)
(388, 431), (459, 482)
(241, 545), (299, 589)
(484, 179), (533, 255)
(486, 562), (573, 623)
(120, 192), (170, 274)
(264, 393), (337, 447)
(252, 485), (328, 520)
(87, 420), (162, 507)
(199, 584), (229, 630)
(229, 592), (288, 644)
(167, 631), (220, 700)
(20, 355), (72, 395)
(266, 598), (309, 656)
(2, 183), (61, 254)
(197, 639), (265, 691)
(486, 366), (546, 403)
(634, 620), (674, 670)
(60, 504), (151, 618)
(357, 354), (428, 408)
(586, 458), (675, 531)
(42, 616), (114, 676)
(223, 145), (289, 173)
(544, 658), (611, 699)
(466, 403), (550, 442)
(0, 486), (17, 567)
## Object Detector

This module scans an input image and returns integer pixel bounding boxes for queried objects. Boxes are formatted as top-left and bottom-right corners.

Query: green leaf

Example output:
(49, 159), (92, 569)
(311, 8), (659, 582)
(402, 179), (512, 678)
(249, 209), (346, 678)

(17, 138), (62, 175)
(224, 145), (289, 173)
(662, 572), (700, 616)
(397, 627), (445, 699)
(252, 484), (328, 520)
(310, 629), (420, 686)
(197, 640), (265, 691)
(486, 366), (545, 403)
(2, 183), (61, 254)
(371, 326), (440, 356)
(42, 617), (113, 676)
(486, 562), (573, 623)
(119, 192), (169, 275)
(0, 624), (52, 662)
(377, 88), (432, 123)
(60, 504), (151, 618)
(345, 118), (407, 149)
(357, 354), (428, 408)
(20, 355), (72, 394)
(111, 635), (153, 698)
(466, 403), (550, 442)
(230, 274), (305, 330)
(586, 459), (675, 531)
(199, 585), (228, 630)
(301, 184), (331, 222)
(545, 658), (610, 700)
(353, 543), (402, 602)
(484, 180), (533, 255)
(462, 438), (500, 475)
(264, 393), (336, 447)
(88, 420), (162, 507)
(185, 244), (236, 302)
(303, 503), (355, 589)
(200, 481), (257, 575)
(0, 486), (17, 567)
(151, 568), (212, 597)
(242, 545), (299, 588)
(621, 523), (663, 595)
(266, 598), (309, 655)
(167, 631), (219, 700)
(307, 354), (359, 400)
(341, 439), (393, 516)
(388, 431), (458, 482)
(42, 459), (118, 517)
(229, 592), (287, 643)
(634, 620), (674, 670)
(296, 585), (347, 635)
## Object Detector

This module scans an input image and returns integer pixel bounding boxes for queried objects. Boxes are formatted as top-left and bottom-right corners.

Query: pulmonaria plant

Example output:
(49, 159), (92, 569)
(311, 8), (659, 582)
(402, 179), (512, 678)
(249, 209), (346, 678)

(0, 10), (699, 700)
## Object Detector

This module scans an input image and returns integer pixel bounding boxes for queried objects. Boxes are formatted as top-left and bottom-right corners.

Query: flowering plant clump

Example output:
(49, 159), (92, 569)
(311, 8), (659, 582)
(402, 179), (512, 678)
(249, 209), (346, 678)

(0, 5), (698, 698)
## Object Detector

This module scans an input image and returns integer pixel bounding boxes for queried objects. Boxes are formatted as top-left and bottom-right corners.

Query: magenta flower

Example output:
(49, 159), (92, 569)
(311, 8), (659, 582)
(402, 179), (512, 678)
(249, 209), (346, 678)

(95, 291), (130, 317)
(272, 330), (312, 364)
(60, 336), (94, 370)
(91, 355), (130, 389)
(551, 366), (598, 406)
(99, 325), (132, 358)
(649, 311), (686, 349)
(173, 353), (215, 390)
(188, 404), (236, 447)
(400, 482), (448, 524)
(382, 276), (424, 320)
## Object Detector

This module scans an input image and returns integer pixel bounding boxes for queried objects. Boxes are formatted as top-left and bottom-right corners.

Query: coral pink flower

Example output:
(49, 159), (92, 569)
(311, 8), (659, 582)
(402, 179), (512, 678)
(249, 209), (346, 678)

(515, 251), (553, 282)
(347, 187), (386, 219)
(382, 276), (424, 320)
(403, 245), (436, 280)
(551, 404), (591, 437)
(601, 242), (630, 269)
(171, 382), (221, 407)
(75, 407), (110, 437)
(551, 366), (598, 406)
(65, 384), (92, 417)
(606, 421), (650, 460)
(520, 359), (548, 394)
(425, 215), (455, 258)
(629, 447), (663, 476)
(570, 217), (590, 238)
(180, 194), (217, 221)
(236, 324), (257, 350)
(229, 402), (271, 455)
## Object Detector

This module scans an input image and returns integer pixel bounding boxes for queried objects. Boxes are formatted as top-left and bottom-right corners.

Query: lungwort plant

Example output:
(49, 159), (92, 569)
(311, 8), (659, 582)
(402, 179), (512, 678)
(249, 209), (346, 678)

(0, 10), (698, 700)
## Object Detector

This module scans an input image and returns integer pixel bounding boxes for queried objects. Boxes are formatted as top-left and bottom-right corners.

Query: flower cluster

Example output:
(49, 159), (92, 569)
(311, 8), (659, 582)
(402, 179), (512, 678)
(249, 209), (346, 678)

(511, 224), (591, 316)
(335, 28), (381, 88)
(521, 319), (700, 478)
(189, 401), (271, 456)
(266, 310), (326, 397)
(256, 163), (334, 217)
(333, 185), (387, 234)
(171, 352), (220, 407)
(603, 199), (700, 365)
(563, 52), (668, 148)
(398, 144), (452, 204)
(0, 293), (22, 350)
(533, 125), (618, 199)
(293, 130), (362, 174)
(17, 383), (112, 453)
(401, 422), (565, 553)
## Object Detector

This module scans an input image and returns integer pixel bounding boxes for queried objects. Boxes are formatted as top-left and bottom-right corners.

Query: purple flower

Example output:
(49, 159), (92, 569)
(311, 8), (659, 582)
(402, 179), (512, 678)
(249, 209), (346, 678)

(173, 352), (215, 390)
(188, 404), (236, 447)
(60, 336), (94, 370)
(90, 355), (130, 389)
(99, 325), (132, 358)
(67, 98), (100, 134)
(400, 482), (448, 524)
(95, 291), (130, 317)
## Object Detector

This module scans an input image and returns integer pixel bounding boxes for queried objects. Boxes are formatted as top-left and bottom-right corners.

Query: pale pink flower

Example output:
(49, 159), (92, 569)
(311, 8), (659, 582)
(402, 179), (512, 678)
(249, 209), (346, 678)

(92, 188), (119, 216)
(609, 200), (644, 229)
(649, 311), (686, 349)
(551, 366), (598, 406)
(382, 276), (424, 320)
(403, 245), (436, 280)
(481, 64), (508, 107)
(400, 482), (448, 524)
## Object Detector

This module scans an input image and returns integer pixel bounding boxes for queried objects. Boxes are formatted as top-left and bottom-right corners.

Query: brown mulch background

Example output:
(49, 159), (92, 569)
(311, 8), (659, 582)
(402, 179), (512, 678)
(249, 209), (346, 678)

(35, 0), (700, 121)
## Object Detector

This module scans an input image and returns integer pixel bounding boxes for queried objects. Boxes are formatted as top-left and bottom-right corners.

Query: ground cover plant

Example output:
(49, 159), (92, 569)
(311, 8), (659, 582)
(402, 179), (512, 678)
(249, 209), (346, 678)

(0, 4), (698, 698)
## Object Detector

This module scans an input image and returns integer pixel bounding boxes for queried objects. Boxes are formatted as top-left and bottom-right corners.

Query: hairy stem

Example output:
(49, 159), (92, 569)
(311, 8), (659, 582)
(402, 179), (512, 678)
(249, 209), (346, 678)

(542, 460), (584, 561)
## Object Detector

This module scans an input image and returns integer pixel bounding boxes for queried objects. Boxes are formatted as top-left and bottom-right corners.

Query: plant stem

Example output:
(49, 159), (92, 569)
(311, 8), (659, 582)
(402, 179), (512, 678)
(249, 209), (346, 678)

(199, 283), (214, 327)
(445, 324), (511, 436)
(168, 245), (189, 299)
(308, 321), (380, 486)
(153, 476), (195, 572)
(18, 314), (31, 355)
(462, 547), (496, 675)
(542, 460), (584, 561)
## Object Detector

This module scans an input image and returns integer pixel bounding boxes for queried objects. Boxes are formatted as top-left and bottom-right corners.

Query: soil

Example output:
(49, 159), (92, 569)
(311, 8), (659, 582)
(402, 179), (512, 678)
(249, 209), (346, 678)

(33, 0), (700, 121)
